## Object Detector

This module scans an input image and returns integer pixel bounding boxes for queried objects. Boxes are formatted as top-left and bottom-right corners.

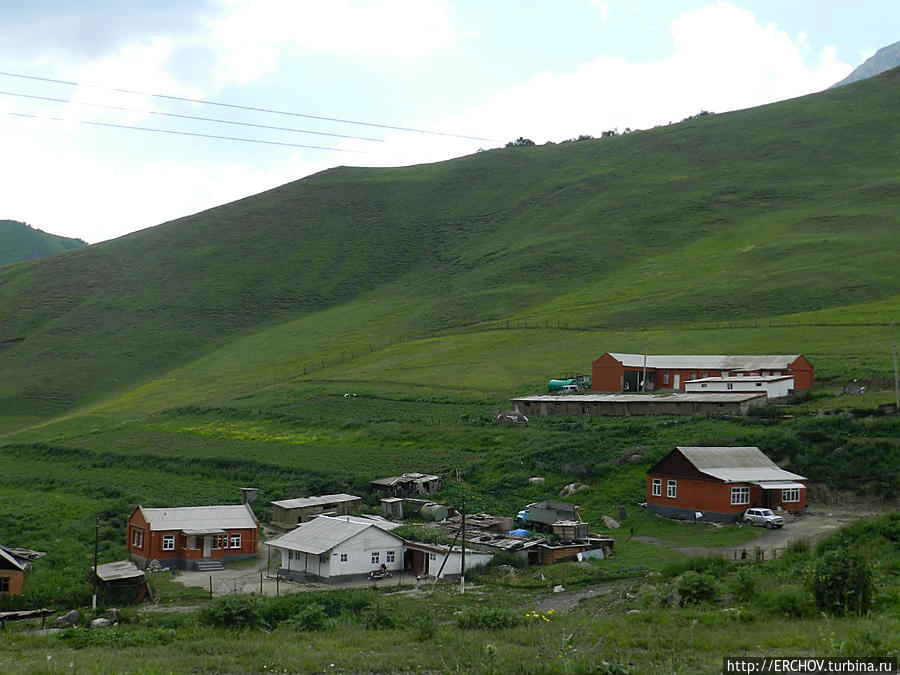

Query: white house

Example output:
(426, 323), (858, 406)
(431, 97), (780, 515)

(266, 515), (491, 582)
(684, 375), (794, 399)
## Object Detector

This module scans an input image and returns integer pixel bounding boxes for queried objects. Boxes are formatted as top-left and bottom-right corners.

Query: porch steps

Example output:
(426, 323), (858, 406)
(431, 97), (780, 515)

(194, 560), (224, 572)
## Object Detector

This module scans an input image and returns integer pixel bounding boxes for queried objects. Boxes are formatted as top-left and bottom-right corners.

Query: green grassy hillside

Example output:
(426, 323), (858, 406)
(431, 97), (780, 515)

(0, 69), (898, 426)
(0, 219), (87, 267)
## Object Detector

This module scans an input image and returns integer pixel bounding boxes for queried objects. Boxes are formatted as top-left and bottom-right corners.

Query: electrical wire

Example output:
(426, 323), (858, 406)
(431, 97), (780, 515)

(0, 70), (500, 142)
(4, 111), (363, 152)
(0, 89), (384, 143)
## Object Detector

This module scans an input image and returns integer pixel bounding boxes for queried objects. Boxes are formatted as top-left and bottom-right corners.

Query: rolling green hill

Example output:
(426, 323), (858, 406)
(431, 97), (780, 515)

(0, 68), (898, 427)
(0, 219), (87, 267)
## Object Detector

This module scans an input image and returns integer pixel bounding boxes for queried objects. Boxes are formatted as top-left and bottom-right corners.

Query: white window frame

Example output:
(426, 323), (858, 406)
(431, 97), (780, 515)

(386, 550), (395, 563)
(666, 480), (677, 499)
(727, 382), (734, 390)
(651, 478), (662, 497)
(162, 534), (175, 551)
(663, 372), (670, 385)
(132, 528), (143, 548)
(782, 488), (800, 503)
(213, 534), (224, 549)
(731, 486), (750, 505)
(371, 551), (380, 564)
(339, 553), (348, 563)
(229, 533), (241, 549)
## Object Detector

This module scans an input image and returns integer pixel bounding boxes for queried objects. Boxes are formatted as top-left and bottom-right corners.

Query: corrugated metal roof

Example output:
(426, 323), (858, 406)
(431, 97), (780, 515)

(0, 546), (25, 572)
(266, 515), (402, 555)
(512, 393), (766, 403)
(270, 494), (360, 509)
(676, 447), (806, 483)
(96, 560), (145, 582)
(685, 375), (793, 383)
(141, 504), (257, 532)
(608, 353), (801, 370)
(754, 481), (806, 489)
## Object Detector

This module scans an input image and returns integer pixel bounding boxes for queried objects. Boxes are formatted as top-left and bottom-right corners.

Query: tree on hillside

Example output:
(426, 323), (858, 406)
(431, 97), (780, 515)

(506, 137), (535, 147)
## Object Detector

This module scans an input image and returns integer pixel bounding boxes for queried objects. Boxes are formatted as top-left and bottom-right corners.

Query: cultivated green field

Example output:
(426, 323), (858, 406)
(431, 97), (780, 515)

(0, 69), (898, 672)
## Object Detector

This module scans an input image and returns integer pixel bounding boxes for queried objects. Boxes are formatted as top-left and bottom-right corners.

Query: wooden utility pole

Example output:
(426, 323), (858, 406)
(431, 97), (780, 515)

(641, 345), (648, 392)
(92, 518), (99, 611)
(460, 495), (466, 594)
(892, 343), (899, 415)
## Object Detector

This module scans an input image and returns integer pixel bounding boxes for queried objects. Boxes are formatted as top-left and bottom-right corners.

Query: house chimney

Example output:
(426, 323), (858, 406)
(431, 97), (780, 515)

(241, 488), (259, 505)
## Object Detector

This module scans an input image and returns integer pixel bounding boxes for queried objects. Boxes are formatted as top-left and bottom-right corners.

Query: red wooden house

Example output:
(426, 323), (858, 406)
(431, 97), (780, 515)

(646, 446), (806, 522)
(127, 504), (259, 571)
(592, 353), (814, 393)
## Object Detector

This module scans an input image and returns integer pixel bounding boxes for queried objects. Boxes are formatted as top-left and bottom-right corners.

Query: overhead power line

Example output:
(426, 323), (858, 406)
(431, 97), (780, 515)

(0, 70), (500, 143)
(4, 111), (363, 152)
(0, 90), (384, 143)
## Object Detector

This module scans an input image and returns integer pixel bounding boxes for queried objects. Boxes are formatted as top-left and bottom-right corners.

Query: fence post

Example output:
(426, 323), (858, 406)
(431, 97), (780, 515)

(209, 576), (213, 598)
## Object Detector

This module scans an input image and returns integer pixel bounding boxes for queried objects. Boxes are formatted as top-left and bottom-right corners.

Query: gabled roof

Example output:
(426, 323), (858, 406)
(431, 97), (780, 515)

(675, 446), (806, 483)
(0, 546), (26, 572)
(607, 353), (802, 370)
(371, 473), (440, 487)
(139, 504), (258, 532)
(266, 515), (402, 555)
(270, 494), (361, 509)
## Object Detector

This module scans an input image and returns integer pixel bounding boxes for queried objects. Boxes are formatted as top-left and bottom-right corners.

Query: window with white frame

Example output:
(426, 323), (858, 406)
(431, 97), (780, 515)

(340, 553), (348, 562)
(371, 551), (380, 564)
(666, 480), (677, 498)
(162, 534), (175, 551)
(727, 382), (734, 390)
(213, 534), (224, 549)
(782, 488), (801, 503)
(663, 372), (670, 385)
(386, 550), (395, 563)
(651, 478), (662, 496)
(131, 528), (144, 549)
(731, 486), (750, 505)
(429, 553), (437, 561)
(229, 533), (241, 549)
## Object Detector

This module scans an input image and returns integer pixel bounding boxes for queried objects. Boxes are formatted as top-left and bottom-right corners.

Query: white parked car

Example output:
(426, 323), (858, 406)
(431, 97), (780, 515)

(742, 508), (784, 528)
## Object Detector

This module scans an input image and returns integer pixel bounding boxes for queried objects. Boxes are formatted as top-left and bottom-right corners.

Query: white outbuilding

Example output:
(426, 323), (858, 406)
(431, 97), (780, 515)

(684, 374), (794, 399)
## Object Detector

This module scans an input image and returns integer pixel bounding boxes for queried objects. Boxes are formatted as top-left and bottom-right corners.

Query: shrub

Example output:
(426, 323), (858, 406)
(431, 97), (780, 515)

(199, 594), (266, 629)
(363, 603), (398, 630)
(456, 606), (522, 630)
(677, 571), (716, 605)
(809, 548), (873, 616)
(289, 602), (332, 631)
(727, 564), (760, 602)
(763, 585), (816, 618)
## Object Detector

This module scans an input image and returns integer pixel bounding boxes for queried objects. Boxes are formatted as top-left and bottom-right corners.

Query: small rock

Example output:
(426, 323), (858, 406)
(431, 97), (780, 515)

(105, 608), (121, 624)
(528, 477), (545, 484)
(553, 584), (565, 593)
(559, 483), (586, 496)
(627, 609), (640, 614)
(91, 618), (111, 629)
(602, 515), (621, 529)
(52, 610), (80, 629)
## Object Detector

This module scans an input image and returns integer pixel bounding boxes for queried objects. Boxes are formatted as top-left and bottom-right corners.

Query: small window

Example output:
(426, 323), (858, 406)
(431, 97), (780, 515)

(731, 486), (750, 505)
(131, 528), (144, 549)
(429, 553), (437, 561)
(288, 550), (294, 560)
(0, 577), (9, 594)
(727, 382), (734, 390)
(371, 552), (380, 564)
(666, 480), (677, 499)
(702, 372), (708, 378)
(756, 382), (762, 387)
(319, 555), (328, 565)
(386, 551), (396, 563)
(700, 383), (707, 388)
(690, 372), (697, 380)
(663, 372), (670, 385)
(229, 533), (241, 549)
(213, 535), (224, 549)
(782, 488), (800, 503)
(162, 534), (175, 551)
(651, 478), (661, 497)
(340, 553), (348, 562)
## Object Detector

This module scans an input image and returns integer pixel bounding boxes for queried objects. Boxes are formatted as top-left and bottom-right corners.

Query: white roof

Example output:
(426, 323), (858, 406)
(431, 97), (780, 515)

(512, 393), (766, 403)
(754, 481), (806, 490)
(140, 504), (258, 532)
(676, 446), (806, 483)
(685, 375), (793, 383)
(0, 546), (25, 572)
(270, 494), (360, 509)
(266, 515), (402, 555)
(607, 353), (801, 370)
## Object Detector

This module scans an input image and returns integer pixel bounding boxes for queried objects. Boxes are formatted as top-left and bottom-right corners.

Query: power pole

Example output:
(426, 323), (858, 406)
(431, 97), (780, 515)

(460, 495), (466, 594)
(892, 343), (899, 415)
(641, 345), (648, 392)
(92, 518), (99, 611)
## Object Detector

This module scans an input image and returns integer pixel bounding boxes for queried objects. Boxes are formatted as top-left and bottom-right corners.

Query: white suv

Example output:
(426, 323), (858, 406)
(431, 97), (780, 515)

(742, 508), (784, 529)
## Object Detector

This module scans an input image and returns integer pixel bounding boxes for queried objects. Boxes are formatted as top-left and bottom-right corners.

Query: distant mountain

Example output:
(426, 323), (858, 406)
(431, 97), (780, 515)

(832, 40), (900, 88)
(0, 219), (88, 266)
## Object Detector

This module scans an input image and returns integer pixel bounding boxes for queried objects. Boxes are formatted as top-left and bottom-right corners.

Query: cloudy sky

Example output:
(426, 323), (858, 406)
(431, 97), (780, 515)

(1, 1), (896, 243)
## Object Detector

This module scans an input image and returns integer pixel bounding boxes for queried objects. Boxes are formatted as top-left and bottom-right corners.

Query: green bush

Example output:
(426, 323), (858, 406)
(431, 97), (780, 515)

(288, 602), (332, 631)
(198, 594), (266, 629)
(809, 548), (873, 616)
(456, 606), (522, 630)
(762, 585), (816, 618)
(677, 571), (716, 605)
(363, 603), (398, 630)
(727, 564), (760, 602)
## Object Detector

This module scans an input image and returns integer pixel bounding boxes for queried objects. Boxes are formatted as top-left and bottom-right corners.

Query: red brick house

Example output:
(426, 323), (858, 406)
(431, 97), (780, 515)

(592, 353), (814, 393)
(0, 546), (25, 596)
(127, 504), (259, 570)
(646, 446), (806, 522)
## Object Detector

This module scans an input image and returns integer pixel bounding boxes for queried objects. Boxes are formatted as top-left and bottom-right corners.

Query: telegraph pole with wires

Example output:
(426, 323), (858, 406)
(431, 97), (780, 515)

(92, 517), (99, 611)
